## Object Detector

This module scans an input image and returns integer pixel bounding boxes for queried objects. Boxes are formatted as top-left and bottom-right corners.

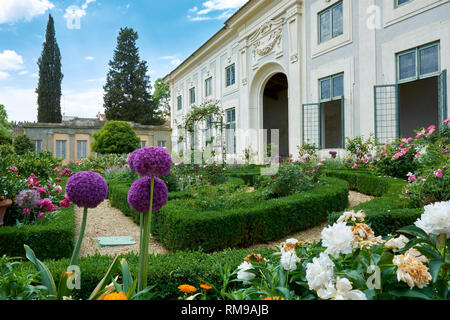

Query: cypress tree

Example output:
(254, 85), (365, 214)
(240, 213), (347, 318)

(36, 14), (63, 123)
(104, 27), (164, 125)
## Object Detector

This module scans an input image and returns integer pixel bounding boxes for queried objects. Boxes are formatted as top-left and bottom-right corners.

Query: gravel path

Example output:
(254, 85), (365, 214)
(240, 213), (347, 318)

(74, 191), (374, 257)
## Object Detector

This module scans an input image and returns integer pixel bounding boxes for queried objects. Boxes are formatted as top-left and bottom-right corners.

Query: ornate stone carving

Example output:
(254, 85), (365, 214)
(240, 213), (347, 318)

(290, 54), (298, 63)
(249, 17), (285, 66)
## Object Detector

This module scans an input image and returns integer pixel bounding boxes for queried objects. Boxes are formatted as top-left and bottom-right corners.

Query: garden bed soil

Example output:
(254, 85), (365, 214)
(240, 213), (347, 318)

(75, 191), (373, 257)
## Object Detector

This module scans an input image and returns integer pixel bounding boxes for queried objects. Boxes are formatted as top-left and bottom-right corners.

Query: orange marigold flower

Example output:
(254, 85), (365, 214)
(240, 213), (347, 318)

(178, 284), (197, 293)
(103, 292), (128, 300)
(264, 296), (285, 300)
(200, 284), (212, 290)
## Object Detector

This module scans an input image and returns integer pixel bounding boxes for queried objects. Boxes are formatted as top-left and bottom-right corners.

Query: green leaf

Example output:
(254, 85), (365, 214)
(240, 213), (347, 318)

(24, 245), (57, 299)
(429, 259), (445, 283)
(389, 289), (432, 300)
(88, 255), (121, 300)
(398, 225), (430, 241)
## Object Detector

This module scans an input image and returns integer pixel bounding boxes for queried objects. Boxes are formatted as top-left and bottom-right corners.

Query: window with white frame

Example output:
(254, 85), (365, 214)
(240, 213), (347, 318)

(225, 108), (236, 154)
(77, 140), (88, 160)
(225, 64), (235, 87)
(318, 1), (343, 44)
(319, 73), (344, 101)
(158, 140), (166, 148)
(205, 77), (212, 97)
(177, 95), (183, 110)
(397, 42), (440, 83)
(189, 87), (196, 105)
(34, 140), (42, 153)
(55, 140), (67, 160)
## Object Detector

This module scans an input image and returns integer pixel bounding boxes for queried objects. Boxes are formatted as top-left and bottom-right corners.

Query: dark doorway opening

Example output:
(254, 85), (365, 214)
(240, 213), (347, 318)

(399, 76), (439, 138)
(263, 73), (289, 157)
(321, 100), (343, 149)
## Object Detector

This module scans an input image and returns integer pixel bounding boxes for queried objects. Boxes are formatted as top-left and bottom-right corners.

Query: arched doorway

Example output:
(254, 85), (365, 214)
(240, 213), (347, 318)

(263, 73), (289, 158)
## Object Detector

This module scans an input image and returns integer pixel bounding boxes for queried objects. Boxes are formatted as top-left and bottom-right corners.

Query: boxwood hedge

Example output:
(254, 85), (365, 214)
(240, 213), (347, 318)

(325, 169), (424, 235)
(0, 206), (75, 260)
(109, 176), (349, 253)
(17, 248), (275, 300)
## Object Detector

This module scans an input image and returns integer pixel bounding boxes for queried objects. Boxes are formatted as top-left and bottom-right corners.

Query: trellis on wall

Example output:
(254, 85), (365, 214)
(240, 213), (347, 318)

(180, 100), (225, 165)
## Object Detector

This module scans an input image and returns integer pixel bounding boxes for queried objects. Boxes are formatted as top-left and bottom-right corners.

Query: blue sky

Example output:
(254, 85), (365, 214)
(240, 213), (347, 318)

(0, 0), (248, 122)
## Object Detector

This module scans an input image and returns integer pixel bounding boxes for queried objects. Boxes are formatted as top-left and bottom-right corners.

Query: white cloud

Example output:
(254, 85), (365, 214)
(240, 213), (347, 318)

(86, 77), (105, 83)
(188, 0), (248, 21)
(0, 87), (104, 122)
(61, 89), (104, 118)
(0, 50), (25, 72)
(0, 0), (54, 24)
(19, 70), (28, 75)
(85, 56), (94, 61)
(64, 0), (96, 30)
(161, 56), (181, 67)
(0, 87), (37, 122)
(0, 72), (10, 80)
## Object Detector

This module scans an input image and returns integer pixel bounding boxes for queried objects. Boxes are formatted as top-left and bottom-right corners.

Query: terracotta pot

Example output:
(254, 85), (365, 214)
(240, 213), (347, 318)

(0, 199), (12, 227)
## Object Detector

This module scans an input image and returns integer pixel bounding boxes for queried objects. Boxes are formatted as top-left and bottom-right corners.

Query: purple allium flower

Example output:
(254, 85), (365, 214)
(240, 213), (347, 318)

(15, 190), (41, 209)
(442, 150), (450, 155)
(128, 149), (139, 171)
(329, 151), (337, 159)
(66, 171), (108, 208)
(127, 177), (168, 213)
(130, 146), (172, 177)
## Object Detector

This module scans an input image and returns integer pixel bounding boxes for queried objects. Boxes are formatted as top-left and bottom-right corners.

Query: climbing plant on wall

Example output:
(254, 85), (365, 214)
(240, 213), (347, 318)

(180, 100), (224, 165)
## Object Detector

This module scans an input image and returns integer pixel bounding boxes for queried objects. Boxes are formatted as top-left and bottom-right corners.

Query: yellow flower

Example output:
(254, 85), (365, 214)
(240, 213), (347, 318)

(178, 284), (197, 294)
(264, 296), (285, 300)
(103, 292), (128, 300)
(200, 284), (212, 290)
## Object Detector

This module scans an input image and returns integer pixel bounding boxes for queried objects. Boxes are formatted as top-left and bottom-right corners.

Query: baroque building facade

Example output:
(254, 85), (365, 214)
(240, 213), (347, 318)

(165, 0), (450, 161)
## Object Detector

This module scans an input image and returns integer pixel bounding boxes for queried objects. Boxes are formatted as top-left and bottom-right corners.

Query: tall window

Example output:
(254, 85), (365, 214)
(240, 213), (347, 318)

(177, 95), (183, 110)
(225, 108), (236, 154)
(140, 140), (147, 148)
(395, 0), (413, 8)
(319, 73), (344, 101)
(397, 42), (440, 83)
(226, 64), (235, 87)
(34, 140), (42, 153)
(189, 87), (196, 105)
(319, 1), (343, 43)
(77, 140), (88, 160)
(205, 77), (212, 97)
(56, 140), (67, 160)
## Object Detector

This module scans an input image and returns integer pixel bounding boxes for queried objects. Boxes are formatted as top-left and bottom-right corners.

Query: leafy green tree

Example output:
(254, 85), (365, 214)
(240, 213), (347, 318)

(13, 134), (34, 155)
(91, 121), (140, 154)
(104, 27), (164, 125)
(36, 14), (63, 123)
(153, 78), (170, 119)
(0, 104), (12, 145)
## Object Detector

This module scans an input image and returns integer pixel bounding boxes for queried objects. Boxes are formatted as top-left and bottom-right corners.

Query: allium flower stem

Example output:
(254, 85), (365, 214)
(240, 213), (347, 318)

(70, 207), (88, 267)
(138, 176), (155, 292)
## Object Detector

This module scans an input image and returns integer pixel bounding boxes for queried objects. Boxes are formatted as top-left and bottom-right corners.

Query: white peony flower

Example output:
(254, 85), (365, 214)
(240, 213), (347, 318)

(320, 278), (367, 300)
(321, 222), (355, 258)
(414, 200), (450, 238)
(384, 235), (409, 250)
(280, 251), (301, 272)
(236, 261), (255, 285)
(306, 252), (335, 292)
